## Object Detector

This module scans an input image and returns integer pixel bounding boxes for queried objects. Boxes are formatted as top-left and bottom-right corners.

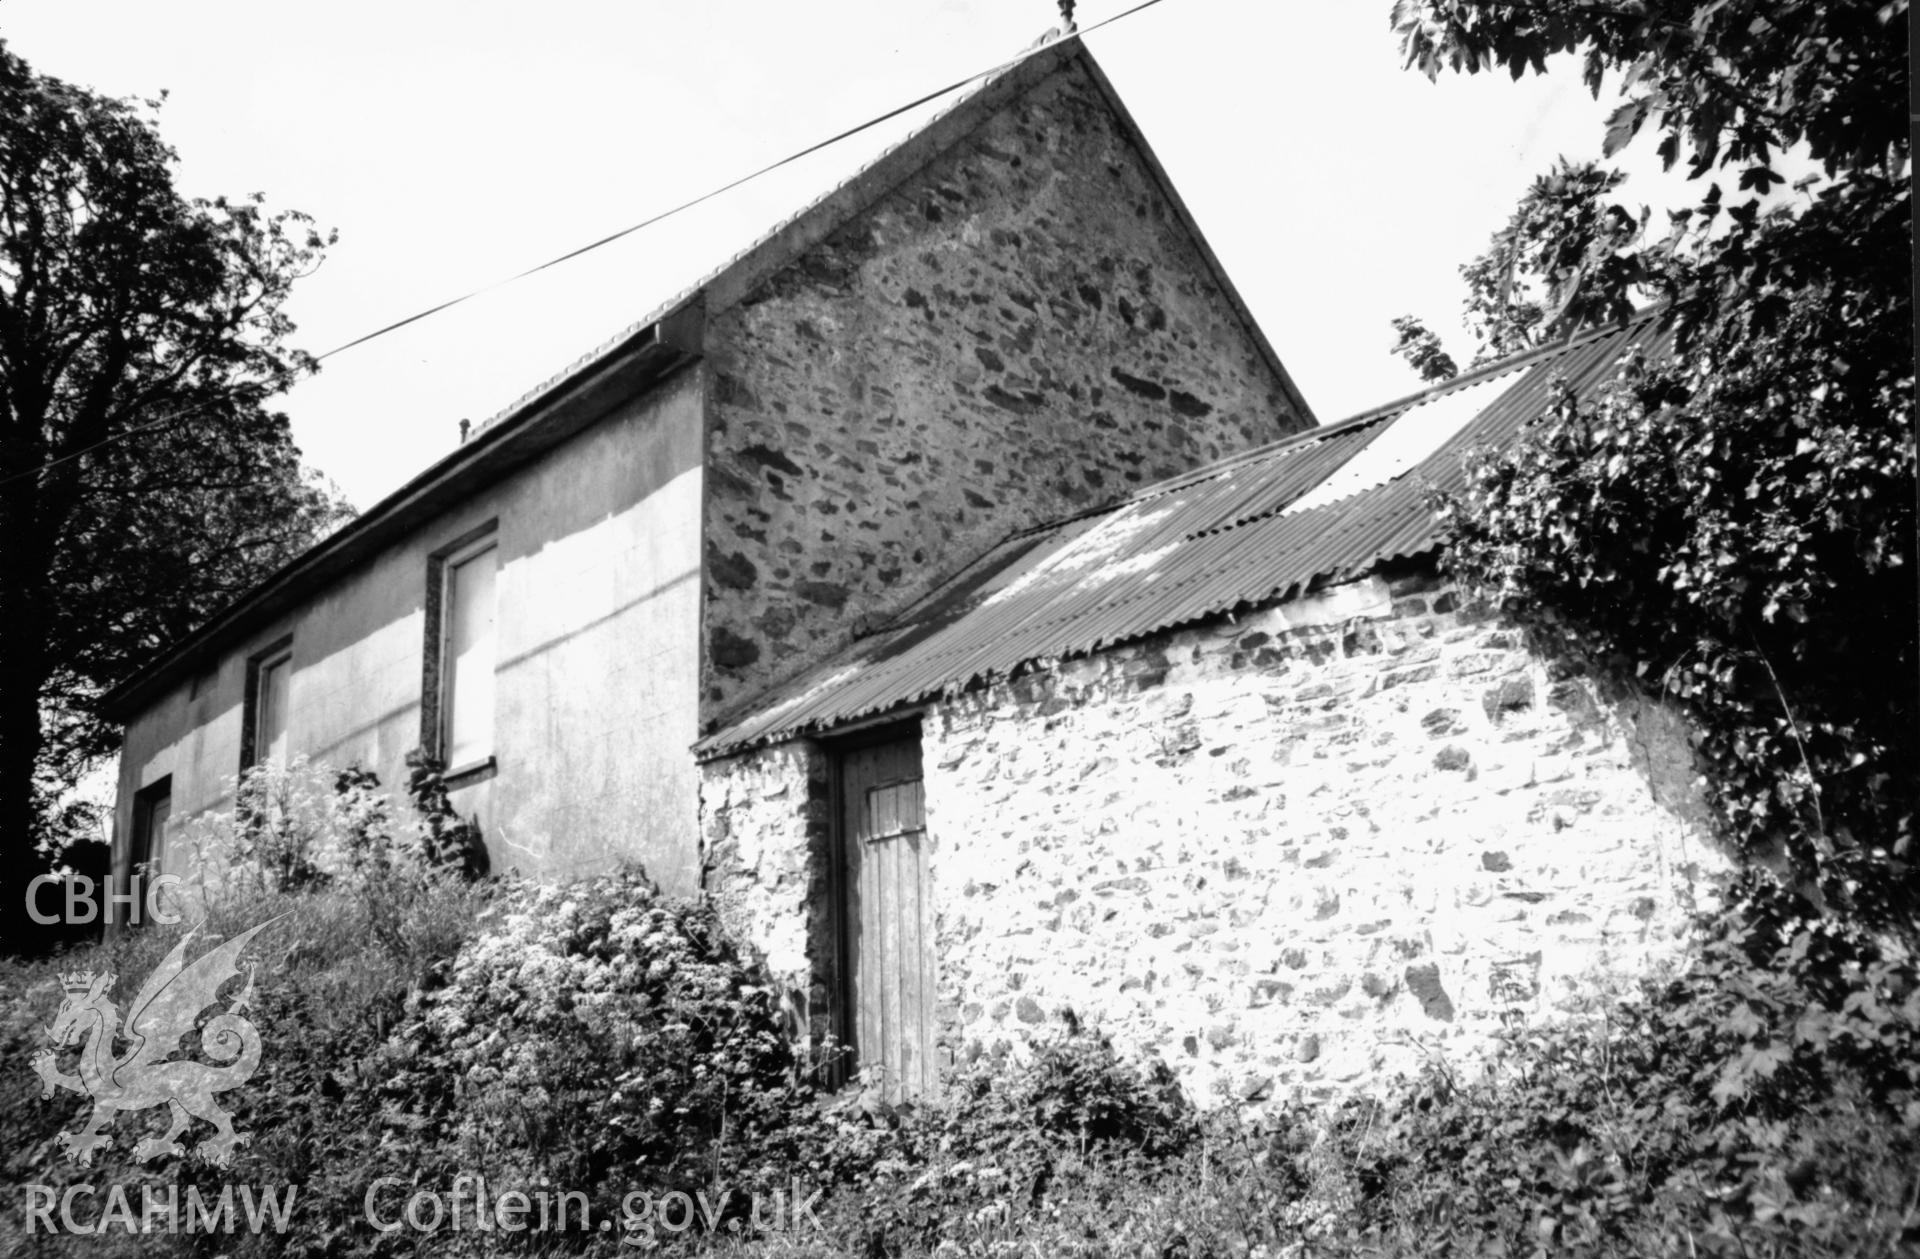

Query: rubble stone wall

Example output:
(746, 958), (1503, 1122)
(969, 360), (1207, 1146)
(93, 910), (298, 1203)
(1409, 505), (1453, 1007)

(700, 739), (839, 1047)
(699, 56), (1308, 721)
(701, 560), (1731, 1104)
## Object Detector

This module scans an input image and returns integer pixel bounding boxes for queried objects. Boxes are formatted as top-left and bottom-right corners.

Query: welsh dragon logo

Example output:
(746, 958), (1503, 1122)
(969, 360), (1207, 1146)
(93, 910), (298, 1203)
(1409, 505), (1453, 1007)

(31, 920), (277, 1167)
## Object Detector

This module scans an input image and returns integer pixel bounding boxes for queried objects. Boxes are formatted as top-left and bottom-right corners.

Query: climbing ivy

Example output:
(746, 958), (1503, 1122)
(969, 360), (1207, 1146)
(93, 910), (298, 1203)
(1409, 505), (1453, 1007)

(1400, 1), (1915, 916)
(1437, 281), (1914, 914)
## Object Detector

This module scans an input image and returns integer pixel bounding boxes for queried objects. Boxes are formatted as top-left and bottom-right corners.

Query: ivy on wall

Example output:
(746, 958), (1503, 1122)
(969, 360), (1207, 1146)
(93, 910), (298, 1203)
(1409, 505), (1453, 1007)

(1390, 0), (1915, 917)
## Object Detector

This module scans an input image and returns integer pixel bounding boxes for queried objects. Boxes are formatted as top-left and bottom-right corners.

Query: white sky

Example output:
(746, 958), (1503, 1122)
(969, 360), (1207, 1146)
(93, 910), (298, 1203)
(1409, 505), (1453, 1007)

(3, 0), (1703, 509)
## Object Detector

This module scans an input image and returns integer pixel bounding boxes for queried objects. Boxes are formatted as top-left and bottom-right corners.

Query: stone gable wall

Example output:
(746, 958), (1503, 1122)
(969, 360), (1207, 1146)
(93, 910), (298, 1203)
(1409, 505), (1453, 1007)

(699, 57), (1308, 722)
(701, 560), (1731, 1106)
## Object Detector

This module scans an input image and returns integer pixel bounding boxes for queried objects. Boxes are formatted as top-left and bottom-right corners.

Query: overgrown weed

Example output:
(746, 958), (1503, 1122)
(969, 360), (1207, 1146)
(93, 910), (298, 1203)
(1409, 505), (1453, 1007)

(4, 805), (1915, 1259)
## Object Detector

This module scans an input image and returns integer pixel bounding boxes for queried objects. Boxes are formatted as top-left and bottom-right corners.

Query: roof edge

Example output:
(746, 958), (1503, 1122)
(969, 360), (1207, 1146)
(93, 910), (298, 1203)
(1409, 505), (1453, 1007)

(690, 546), (1447, 762)
(97, 31), (1112, 727)
(1340, 308), (1663, 429)
(100, 304), (705, 722)
(1072, 49), (1316, 431)
(698, 35), (1084, 316)
(480, 32), (1316, 450)
(692, 314), (1672, 759)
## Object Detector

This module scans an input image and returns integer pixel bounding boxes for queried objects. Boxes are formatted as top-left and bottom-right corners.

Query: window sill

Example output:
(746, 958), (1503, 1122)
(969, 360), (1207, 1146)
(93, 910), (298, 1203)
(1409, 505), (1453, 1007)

(443, 756), (497, 789)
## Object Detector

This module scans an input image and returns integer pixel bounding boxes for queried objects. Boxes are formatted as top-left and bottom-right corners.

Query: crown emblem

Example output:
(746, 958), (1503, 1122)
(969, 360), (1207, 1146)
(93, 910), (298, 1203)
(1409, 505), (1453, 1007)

(60, 970), (103, 993)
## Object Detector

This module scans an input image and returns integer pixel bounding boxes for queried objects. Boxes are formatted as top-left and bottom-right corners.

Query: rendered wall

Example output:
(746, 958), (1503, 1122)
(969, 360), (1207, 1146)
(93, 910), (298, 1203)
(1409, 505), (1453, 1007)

(114, 367), (707, 894)
(699, 57), (1309, 721)
(702, 562), (1733, 1104)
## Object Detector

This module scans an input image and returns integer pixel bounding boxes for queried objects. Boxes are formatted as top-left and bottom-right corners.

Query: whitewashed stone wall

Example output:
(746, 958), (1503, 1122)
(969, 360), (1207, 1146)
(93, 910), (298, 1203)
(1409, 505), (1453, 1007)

(699, 739), (837, 1046)
(701, 560), (1731, 1105)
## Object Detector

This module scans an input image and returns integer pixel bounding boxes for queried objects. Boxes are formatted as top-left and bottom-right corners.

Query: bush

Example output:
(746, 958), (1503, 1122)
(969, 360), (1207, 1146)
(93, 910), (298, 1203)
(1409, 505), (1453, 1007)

(1296, 887), (1920, 1258)
(742, 885), (1920, 1259)
(8, 776), (1915, 1259)
(163, 755), (486, 905)
(296, 868), (814, 1256)
(799, 1033), (1200, 1257)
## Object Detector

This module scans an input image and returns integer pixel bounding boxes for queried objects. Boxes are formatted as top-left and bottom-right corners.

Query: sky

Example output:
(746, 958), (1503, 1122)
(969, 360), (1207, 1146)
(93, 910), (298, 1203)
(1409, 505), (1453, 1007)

(2, 0), (1705, 510)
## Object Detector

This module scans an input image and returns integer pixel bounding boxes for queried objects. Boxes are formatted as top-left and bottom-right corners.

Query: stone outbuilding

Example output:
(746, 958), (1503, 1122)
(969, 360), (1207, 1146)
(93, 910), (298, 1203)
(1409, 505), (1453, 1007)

(696, 315), (1729, 1103)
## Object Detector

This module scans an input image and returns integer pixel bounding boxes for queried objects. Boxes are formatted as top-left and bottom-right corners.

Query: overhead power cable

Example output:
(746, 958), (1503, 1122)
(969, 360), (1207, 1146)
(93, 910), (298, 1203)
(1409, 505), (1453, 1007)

(314, 0), (1163, 360)
(1, 0), (1171, 489)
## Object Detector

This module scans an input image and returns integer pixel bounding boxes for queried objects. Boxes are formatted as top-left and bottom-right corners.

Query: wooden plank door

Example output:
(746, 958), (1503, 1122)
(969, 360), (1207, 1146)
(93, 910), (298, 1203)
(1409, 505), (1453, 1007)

(839, 735), (935, 1099)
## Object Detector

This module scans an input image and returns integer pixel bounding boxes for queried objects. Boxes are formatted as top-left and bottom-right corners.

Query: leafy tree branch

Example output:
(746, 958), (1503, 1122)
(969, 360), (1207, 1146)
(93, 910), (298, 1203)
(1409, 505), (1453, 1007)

(0, 42), (352, 954)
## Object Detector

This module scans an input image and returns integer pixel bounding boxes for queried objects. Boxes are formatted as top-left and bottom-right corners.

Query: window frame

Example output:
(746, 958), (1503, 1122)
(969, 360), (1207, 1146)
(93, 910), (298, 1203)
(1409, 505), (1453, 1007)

(131, 776), (173, 875)
(239, 636), (294, 775)
(422, 521), (500, 786)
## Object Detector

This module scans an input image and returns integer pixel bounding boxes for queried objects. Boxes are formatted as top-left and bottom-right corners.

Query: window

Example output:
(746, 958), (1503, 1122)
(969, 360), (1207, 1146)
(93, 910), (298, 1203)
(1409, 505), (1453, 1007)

(241, 638), (294, 773)
(444, 544), (497, 768)
(257, 652), (291, 768)
(132, 777), (173, 875)
(426, 528), (499, 775)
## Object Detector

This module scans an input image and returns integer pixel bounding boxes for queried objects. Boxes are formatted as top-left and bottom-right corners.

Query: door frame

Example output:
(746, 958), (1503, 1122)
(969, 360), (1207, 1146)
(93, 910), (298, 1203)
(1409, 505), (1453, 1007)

(824, 715), (926, 1093)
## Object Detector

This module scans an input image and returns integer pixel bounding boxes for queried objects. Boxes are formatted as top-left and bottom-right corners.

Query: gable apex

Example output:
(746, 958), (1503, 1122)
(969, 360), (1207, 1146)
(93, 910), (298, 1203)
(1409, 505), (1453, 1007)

(473, 33), (1313, 444)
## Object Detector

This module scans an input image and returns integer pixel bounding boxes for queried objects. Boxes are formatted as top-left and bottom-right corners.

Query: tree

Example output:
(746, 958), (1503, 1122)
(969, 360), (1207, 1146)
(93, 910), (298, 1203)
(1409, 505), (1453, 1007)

(1389, 314), (1461, 383)
(1396, 159), (1633, 372)
(1390, 2), (1915, 918)
(0, 42), (350, 951)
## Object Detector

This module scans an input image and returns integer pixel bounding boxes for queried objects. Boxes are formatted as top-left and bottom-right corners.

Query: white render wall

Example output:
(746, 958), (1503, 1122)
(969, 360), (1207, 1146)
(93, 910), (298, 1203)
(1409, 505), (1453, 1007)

(115, 367), (708, 895)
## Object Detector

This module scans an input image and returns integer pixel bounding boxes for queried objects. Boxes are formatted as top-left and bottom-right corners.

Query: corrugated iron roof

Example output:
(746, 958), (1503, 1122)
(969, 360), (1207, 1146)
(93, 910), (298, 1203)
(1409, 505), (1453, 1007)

(696, 314), (1671, 758)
